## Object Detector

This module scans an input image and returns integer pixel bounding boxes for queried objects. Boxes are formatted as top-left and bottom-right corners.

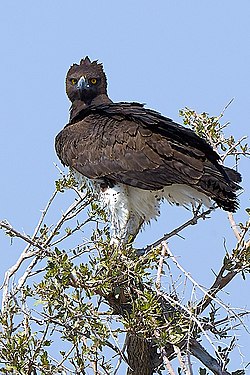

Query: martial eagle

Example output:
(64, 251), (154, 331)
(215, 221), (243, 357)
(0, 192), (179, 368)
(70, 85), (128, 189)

(55, 57), (241, 244)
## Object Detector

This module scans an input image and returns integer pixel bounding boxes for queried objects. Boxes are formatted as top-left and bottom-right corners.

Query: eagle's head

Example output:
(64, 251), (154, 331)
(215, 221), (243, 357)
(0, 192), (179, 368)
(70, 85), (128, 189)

(66, 56), (107, 105)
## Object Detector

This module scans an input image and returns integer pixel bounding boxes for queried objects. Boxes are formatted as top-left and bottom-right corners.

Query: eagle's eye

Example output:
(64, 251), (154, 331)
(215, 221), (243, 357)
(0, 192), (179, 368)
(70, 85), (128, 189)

(90, 78), (97, 85)
(70, 78), (78, 85)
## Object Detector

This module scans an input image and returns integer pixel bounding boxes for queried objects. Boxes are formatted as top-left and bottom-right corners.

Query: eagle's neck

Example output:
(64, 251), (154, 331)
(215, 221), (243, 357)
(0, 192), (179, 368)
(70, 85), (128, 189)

(69, 94), (112, 122)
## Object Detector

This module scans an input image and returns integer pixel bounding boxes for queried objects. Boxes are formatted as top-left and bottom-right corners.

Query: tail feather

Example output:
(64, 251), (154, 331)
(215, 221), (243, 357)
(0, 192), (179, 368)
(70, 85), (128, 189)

(223, 166), (242, 183)
(199, 164), (242, 212)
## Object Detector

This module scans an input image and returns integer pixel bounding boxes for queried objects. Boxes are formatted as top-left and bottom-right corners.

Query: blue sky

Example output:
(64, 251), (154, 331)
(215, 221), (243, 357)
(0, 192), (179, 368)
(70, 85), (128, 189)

(0, 0), (249, 372)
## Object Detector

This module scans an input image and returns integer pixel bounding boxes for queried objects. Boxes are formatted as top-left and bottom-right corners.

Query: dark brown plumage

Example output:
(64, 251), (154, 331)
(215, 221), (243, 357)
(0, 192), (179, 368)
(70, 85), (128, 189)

(55, 57), (241, 242)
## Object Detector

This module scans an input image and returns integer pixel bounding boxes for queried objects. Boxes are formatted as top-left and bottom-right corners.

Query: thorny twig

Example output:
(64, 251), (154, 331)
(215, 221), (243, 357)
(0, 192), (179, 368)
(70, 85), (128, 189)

(221, 135), (249, 162)
(197, 216), (250, 315)
(155, 243), (167, 291)
(174, 345), (193, 375)
(227, 212), (241, 241)
(163, 243), (239, 316)
(0, 187), (92, 311)
(142, 206), (213, 253)
(159, 291), (226, 366)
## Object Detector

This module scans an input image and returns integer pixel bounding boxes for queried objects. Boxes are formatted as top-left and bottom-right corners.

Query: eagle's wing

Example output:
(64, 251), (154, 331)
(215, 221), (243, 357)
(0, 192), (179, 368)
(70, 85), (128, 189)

(55, 103), (240, 203)
(56, 105), (207, 189)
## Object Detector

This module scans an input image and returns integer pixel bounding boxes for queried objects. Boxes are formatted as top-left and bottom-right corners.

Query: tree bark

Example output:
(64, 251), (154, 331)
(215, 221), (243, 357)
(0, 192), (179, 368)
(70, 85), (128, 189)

(126, 334), (177, 375)
(126, 335), (155, 375)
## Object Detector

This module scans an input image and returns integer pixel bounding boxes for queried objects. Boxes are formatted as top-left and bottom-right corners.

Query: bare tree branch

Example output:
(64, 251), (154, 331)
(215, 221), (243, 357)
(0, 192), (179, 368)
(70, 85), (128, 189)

(142, 207), (213, 253)
(161, 347), (176, 375)
(189, 339), (231, 375)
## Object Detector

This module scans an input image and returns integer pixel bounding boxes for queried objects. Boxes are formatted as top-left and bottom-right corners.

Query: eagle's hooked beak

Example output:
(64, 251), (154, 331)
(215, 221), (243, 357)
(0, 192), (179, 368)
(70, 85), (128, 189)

(77, 76), (89, 90)
(77, 76), (90, 99)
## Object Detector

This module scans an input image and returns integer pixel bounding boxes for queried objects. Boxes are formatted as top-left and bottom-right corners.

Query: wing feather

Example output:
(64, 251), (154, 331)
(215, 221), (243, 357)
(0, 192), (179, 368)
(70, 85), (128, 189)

(56, 111), (205, 189)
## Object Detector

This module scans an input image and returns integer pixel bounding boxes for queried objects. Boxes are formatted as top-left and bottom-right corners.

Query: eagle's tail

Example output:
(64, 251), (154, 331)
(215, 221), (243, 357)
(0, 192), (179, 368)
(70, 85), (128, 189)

(199, 164), (242, 212)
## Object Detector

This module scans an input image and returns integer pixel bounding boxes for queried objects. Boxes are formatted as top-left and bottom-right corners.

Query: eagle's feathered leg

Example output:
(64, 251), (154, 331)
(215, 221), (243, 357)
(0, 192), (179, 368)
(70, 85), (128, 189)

(72, 171), (144, 244)
(100, 183), (144, 244)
